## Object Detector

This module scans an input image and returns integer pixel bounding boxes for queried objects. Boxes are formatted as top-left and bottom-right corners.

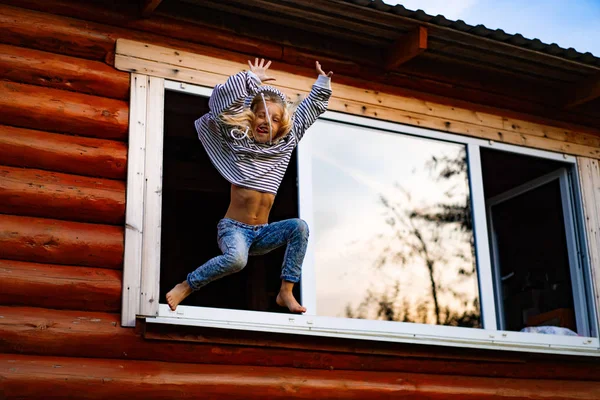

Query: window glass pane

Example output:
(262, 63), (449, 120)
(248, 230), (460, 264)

(310, 120), (480, 327)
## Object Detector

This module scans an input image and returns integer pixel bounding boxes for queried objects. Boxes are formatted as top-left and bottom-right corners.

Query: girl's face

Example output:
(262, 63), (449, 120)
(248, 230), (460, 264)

(252, 101), (283, 143)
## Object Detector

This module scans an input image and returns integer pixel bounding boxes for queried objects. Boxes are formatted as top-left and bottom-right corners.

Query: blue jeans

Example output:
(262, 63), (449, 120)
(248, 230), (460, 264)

(187, 218), (309, 290)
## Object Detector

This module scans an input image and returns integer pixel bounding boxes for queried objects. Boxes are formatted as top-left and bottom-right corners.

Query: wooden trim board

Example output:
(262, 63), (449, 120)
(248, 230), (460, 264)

(577, 157), (600, 330)
(139, 76), (165, 317)
(122, 73), (148, 327)
(115, 39), (600, 159)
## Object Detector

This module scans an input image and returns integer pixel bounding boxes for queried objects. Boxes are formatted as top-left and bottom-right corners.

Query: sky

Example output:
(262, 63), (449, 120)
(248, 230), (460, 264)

(384, 0), (600, 57)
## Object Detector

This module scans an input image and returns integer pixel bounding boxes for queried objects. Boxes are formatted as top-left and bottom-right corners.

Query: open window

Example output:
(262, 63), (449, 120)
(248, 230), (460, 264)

(124, 77), (599, 356)
(159, 83), (301, 313)
(482, 149), (593, 335)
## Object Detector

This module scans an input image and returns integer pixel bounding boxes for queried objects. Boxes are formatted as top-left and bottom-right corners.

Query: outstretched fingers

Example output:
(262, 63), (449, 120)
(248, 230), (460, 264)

(315, 61), (333, 78)
(247, 58), (276, 82)
(248, 58), (271, 69)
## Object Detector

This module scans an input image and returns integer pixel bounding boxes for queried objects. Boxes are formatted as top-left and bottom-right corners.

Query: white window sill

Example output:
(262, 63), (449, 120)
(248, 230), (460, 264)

(149, 304), (600, 357)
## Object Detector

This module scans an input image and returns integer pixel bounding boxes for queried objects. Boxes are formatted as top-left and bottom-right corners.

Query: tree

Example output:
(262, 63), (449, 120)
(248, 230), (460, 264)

(345, 148), (481, 328)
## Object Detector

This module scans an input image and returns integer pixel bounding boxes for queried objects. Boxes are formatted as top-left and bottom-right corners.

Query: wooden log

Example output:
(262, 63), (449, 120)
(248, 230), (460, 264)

(0, 1), (282, 60)
(1, 306), (599, 382)
(0, 259), (121, 312)
(0, 81), (128, 140)
(0, 125), (127, 180)
(2, 353), (600, 400)
(0, 166), (125, 225)
(0, 43), (130, 100)
(0, 4), (115, 61)
(0, 3), (280, 65)
(159, 0), (388, 47)
(0, 215), (123, 269)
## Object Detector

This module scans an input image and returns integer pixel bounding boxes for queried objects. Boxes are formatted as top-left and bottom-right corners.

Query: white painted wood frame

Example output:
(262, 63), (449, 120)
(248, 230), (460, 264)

(578, 157), (600, 331)
(122, 74), (148, 327)
(140, 76), (165, 317)
(122, 75), (165, 326)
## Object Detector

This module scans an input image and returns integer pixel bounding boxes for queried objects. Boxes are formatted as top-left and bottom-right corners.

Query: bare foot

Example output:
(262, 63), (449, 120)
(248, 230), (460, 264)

(276, 290), (306, 313)
(166, 281), (193, 311)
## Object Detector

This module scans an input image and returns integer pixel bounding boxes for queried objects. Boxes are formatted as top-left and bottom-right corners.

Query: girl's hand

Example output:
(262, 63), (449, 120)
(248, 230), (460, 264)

(248, 58), (276, 82)
(315, 61), (333, 78)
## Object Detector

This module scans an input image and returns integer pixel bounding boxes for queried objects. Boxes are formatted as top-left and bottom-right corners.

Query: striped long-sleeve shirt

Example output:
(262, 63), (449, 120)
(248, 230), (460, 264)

(195, 70), (332, 195)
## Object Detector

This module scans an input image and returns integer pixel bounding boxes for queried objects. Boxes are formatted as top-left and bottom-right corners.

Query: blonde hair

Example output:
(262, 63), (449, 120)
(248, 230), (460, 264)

(219, 92), (293, 141)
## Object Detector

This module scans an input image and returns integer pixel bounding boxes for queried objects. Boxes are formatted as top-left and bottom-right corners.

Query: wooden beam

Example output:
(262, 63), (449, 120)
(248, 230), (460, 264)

(0, 214), (124, 269)
(0, 260), (121, 312)
(0, 4), (115, 61)
(0, 81), (128, 141)
(385, 26), (428, 70)
(0, 43), (130, 100)
(565, 73), (600, 109)
(0, 305), (597, 381)
(2, 306), (600, 381)
(0, 125), (127, 180)
(3, 353), (600, 399)
(0, 166), (125, 225)
(141, 0), (164, 18)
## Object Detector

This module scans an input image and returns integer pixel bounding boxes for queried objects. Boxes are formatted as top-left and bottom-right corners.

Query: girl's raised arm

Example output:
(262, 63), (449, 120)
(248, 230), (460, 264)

(208, 58), (275, 117)
(291, 61), (333, 142)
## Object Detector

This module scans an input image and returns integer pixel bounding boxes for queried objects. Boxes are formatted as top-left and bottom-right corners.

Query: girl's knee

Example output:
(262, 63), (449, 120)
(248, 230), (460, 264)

(293, 218), (309, 238)
(224, 250), (247, 273)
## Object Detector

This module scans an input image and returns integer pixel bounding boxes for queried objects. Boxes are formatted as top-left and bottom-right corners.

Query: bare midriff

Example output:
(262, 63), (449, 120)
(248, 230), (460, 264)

(224, 184), (275, 225)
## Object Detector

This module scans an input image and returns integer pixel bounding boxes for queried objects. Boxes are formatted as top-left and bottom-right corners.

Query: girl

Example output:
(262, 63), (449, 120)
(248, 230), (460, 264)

(166, 58), (333, 313)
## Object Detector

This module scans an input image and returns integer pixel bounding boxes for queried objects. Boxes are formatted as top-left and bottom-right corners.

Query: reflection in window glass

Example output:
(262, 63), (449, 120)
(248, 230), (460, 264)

(311, 120), (480, 327)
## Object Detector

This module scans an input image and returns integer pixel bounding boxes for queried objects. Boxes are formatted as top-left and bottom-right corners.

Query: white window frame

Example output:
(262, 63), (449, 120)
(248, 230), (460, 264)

(122, 74), (165, 324)
(123, 77), (600, 357)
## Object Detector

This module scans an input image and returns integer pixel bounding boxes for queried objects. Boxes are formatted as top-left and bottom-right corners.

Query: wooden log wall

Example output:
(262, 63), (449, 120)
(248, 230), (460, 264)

(0, 4), (130, 395)
(1, 2), (600, 399)
(2, 353), (599, 400)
